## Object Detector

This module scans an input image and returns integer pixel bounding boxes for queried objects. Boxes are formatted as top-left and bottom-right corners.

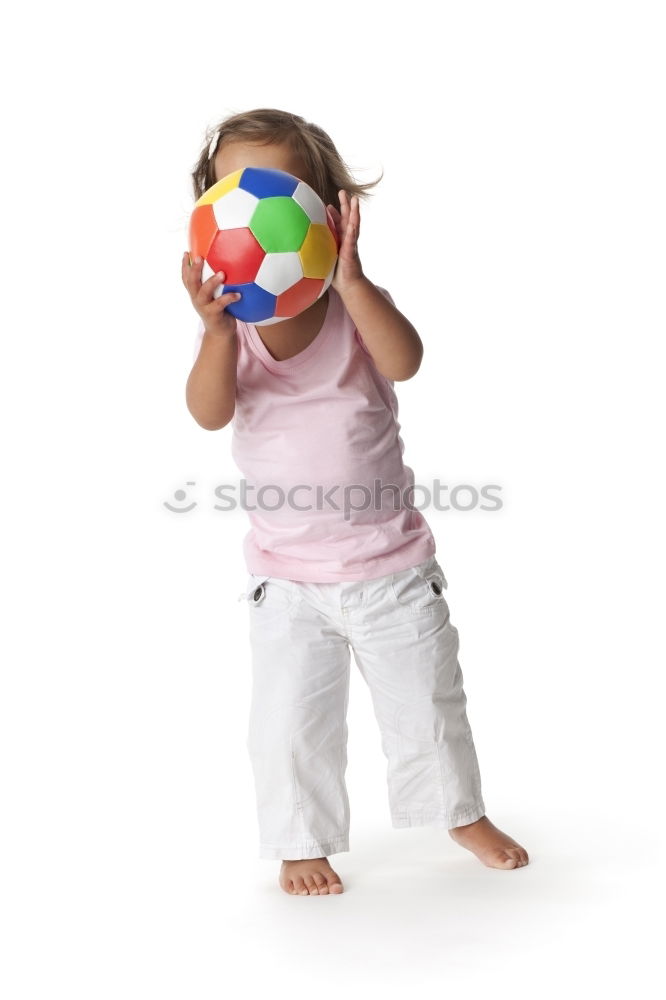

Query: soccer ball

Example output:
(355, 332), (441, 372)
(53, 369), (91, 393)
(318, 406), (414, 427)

(188, 166), (340, 325)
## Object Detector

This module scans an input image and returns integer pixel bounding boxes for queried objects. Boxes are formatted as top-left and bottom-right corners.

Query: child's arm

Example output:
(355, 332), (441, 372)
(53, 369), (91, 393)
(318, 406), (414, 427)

(182, 254), (240, 430)
(341, 278), (423, 381)
(186, 328), (238, 430)
(327, 194), (423, 381)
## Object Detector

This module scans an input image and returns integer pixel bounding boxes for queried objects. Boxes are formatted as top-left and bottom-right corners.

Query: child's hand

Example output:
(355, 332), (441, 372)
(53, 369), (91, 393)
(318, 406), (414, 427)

(327, 191), (365, 293)
(181, 253), (241, 338)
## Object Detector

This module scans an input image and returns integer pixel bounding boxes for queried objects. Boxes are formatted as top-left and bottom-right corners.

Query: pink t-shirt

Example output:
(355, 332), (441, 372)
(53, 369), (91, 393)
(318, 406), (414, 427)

(192, 285), (436, 582)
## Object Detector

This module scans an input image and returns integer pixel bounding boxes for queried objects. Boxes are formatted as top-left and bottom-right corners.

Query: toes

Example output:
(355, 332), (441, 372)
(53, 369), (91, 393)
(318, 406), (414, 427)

(304, 875), (319, 895)
(490, 850), (518, 868)
(313, 873), (328, 894)
(507, 847), (529, 868)
(279, 877), (296, 895)
(328, 875), (344, 893)
(281, 864), (343, 895)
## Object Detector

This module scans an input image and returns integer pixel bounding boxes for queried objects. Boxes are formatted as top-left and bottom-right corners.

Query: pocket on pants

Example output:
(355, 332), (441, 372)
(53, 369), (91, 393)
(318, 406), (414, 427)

(389, 559), (448, 615)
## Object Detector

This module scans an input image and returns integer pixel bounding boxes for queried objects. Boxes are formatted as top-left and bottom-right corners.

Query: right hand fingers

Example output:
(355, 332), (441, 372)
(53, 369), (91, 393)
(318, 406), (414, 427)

(181, 253), (241, 307)
(181, 251), (202, 293)
(181, 251), (221, 296)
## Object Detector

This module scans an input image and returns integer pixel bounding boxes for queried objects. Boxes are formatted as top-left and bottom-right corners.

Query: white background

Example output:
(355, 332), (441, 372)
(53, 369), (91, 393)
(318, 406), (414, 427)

(2, 1), (664, 997)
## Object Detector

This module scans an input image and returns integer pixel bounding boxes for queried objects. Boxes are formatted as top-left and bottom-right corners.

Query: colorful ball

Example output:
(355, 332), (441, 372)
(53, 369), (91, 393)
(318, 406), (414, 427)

(188, 166), (340, 325)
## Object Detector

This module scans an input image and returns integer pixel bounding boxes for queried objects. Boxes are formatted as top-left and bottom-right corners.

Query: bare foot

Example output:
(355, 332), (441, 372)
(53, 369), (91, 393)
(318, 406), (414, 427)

(279, 857), (344, 895)
(448, 815), (529, 869)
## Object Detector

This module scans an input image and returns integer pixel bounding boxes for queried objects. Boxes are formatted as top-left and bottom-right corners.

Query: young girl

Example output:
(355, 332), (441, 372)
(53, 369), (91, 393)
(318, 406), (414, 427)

(182, 108), (528, 896)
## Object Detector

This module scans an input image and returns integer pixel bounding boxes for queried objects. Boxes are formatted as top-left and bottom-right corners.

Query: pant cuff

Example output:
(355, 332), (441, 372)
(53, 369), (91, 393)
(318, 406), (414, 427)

(391, 801), (486, 830)
(258, 834), (350, 860)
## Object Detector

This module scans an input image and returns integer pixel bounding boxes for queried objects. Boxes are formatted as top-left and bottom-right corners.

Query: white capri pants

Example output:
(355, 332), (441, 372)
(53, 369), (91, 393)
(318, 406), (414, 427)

(238, 554), (486, 860)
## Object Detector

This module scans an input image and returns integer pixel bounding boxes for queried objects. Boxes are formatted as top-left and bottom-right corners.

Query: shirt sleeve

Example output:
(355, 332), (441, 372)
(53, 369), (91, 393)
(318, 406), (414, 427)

(354, 285), (395, 358)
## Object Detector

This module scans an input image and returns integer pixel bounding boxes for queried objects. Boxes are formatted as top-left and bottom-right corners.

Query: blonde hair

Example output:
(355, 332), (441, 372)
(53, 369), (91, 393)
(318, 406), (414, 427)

(190, 107), (383, 209)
